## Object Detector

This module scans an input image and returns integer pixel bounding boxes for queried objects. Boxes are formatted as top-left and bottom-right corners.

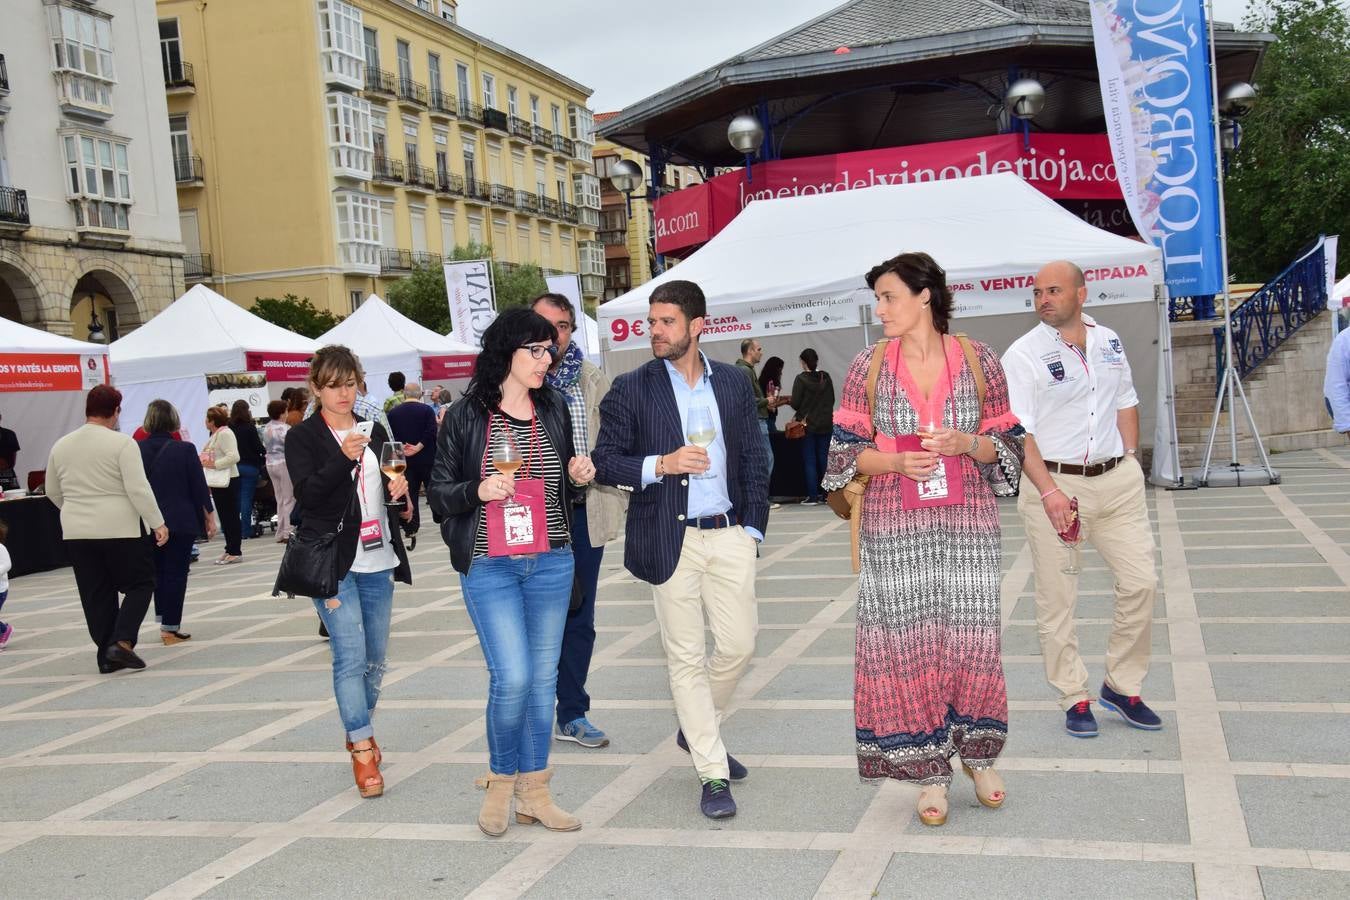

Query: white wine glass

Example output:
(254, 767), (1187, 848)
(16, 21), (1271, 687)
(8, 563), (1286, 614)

(686, 405), (716, 480)
(380, 442), (406, 508)
(491, 431), (522, 480)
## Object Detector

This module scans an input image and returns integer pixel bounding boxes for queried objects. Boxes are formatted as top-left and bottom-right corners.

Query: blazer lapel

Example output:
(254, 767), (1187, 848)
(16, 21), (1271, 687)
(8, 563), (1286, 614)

(647, 360), (684, 441)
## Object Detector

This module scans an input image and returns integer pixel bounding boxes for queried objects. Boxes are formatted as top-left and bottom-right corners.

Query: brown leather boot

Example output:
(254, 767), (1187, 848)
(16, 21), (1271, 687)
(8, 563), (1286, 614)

(513, 768), (580, 831)
(474, 771), (517, 836)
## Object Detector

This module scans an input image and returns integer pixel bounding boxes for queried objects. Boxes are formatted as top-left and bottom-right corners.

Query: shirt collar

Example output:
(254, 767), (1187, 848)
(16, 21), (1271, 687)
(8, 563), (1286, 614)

(1037, 313), (1097, 344)
(663, 351), (713, 385)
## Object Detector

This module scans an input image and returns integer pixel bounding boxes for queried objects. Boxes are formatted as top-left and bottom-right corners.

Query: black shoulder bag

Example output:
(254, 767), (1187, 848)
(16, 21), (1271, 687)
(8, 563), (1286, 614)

(272, 474), (358, 599)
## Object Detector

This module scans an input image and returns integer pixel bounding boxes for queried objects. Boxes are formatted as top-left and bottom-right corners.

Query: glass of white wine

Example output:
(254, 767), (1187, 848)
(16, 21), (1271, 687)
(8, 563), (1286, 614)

(686, 405), (716, 480)
(379, 442), (407, 509)
(491, 432), (522, 480)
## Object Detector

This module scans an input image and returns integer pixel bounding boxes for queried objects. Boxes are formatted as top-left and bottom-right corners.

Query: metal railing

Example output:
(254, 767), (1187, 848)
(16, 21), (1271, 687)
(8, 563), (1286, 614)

(533, 125), (553, 148)
(598, 229), (627, 246)
(183, 253), (212, 280)
(396, 76), (427, 107)
(404, 162), (436, 190)
(1214, 236), (1329, 388)
(0, 186), (30, 226)
(364, 67), (397, 96)
(508, 116), (533, 141)
(463, 178), (490, 202)
(1169, 295), (1218, 322)
(514, 190), (539, 213)
(482, 108), (509, 132)
(559, 201), (579, 223)
(164, 59), (193, 89)
(489, 183), (514, 206)
(173, 154), (204, 183)
(372, 156), (405, 182)
(540, 196), (560, 219)
(379, 248), (441, 273)
(437, 172), (465, 196)
(553, 134), (574, 157)
(428, 89), (456, 117)
(458, 99), (484, 124)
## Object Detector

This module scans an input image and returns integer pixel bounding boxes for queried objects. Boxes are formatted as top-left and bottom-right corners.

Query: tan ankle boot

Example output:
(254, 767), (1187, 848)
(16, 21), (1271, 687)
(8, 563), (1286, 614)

(513, 767), (581, 832)
(473, 771), (516, 836)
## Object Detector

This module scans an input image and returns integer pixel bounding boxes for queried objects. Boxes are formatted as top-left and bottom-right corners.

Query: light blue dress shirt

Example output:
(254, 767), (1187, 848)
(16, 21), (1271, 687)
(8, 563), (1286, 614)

(640, 352), (764, 542)
(1325, 326), (1350, 432)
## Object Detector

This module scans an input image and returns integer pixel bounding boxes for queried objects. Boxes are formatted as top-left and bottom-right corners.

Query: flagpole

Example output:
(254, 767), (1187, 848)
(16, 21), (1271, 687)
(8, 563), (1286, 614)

(1196, 0), (1276, 486)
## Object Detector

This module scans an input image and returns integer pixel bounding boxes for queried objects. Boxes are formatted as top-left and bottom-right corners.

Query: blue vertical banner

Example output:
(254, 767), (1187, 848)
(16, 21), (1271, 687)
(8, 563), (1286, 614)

(1090, 0), (1224, 296)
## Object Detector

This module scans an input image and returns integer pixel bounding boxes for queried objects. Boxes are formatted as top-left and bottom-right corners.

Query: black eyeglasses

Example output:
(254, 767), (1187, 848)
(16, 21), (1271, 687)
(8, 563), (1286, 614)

(519, 344), (559, 360)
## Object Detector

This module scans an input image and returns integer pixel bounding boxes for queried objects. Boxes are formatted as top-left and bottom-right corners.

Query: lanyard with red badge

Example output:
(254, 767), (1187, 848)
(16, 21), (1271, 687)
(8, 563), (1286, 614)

(326, 418), (385, 553)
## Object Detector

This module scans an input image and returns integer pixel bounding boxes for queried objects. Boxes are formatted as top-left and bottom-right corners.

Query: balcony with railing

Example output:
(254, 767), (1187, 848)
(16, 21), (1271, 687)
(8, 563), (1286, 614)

(396, 76), (428, 109)
(428, 89), (456, 119)
(514, 190), (539, 214)
(489, 183), (514, 207)
(552, 134), (575, 157)
(173, 154), (205, 186)
(599, 229), (627, 247)
(437, 172), (465, 197)
(164, 59), (194, 93)
(540, 196), (560, 219)
(183, 253), (212, 281)
(0, 186), (30, 232)
(559, 201), (579, 224)
(463, 178), (490, 204)
(404, 162), (436, 192)
(371, 156), (405, 185)
(482, 108), (509, 134)
(532, 125), (553, 149)
(508, 116), (533, 144)
(380, 248), (441, 274)
(457, 100), (484, 127)
(363, 67), (397, 101)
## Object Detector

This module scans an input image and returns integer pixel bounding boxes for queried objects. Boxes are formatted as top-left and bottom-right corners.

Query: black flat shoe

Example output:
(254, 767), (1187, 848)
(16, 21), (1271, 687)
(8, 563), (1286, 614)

(98, 658), (126, 674)
(103, 641), (146, 670)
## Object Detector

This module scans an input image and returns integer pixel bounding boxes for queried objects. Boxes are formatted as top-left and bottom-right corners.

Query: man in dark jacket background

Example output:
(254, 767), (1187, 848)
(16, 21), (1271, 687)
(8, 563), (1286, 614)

(387, 382), (438, 540)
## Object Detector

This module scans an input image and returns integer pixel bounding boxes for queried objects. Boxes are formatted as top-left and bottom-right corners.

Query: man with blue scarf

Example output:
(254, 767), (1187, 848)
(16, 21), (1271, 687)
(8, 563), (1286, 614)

(533, 292), (627, 749)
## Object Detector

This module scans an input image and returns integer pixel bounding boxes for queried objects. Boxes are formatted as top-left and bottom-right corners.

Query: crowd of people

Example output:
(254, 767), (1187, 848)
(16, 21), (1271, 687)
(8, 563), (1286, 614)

(8, 256), (1163, 833)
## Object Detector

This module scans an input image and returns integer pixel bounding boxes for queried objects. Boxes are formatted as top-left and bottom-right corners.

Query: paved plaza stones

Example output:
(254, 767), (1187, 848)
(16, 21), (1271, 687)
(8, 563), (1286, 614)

(2, 446), (1350, 898)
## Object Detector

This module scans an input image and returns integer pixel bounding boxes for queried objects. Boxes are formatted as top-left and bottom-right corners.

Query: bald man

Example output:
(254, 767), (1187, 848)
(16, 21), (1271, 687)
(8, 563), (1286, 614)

(1002, 261), (1161, 739)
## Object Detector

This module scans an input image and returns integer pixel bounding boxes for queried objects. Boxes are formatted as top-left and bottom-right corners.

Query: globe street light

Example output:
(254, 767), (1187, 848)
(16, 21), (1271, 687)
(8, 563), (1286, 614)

(1004, 78), (1046, 120)
(727, 114), (765, 182)
(1219, 81), (1257, 116)
(608, 158), (644, 215)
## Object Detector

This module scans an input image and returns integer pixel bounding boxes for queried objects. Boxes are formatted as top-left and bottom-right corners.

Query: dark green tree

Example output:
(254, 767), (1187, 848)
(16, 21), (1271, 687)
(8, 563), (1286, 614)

(250, 294), (343, 339)
(1226, 0), (1350, 281)
(386, 242), (549, 338)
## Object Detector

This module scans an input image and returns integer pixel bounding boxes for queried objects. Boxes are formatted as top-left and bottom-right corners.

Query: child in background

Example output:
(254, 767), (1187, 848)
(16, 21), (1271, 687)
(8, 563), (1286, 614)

(0, 520), (11, 648)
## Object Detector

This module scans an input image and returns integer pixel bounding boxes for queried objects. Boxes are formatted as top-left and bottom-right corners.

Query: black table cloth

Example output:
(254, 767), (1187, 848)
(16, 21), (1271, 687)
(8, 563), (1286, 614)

(0, 496), (68, 577)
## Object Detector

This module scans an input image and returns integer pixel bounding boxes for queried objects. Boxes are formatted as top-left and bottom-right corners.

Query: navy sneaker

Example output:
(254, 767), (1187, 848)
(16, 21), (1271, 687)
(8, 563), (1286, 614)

(556, 717), (610, 748)
(677, 729), (747, 781)
(1065, 700), (1098, 738)
(1099, 683), (1164, 730)
(700, 779), (737, 819)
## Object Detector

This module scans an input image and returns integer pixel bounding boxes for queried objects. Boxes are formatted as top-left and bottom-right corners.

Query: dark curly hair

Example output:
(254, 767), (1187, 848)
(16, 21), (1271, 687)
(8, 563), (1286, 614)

(865, 251), (954, 334)
(464, 308), (559, 413)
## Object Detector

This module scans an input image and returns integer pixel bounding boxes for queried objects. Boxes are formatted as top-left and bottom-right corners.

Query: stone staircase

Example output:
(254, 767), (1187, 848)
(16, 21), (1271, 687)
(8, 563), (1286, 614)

(1169, 313), (1340, 470)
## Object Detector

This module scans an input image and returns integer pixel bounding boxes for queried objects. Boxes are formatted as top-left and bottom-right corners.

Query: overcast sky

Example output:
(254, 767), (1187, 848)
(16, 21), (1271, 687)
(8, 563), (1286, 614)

(460, 0), (1257, 113)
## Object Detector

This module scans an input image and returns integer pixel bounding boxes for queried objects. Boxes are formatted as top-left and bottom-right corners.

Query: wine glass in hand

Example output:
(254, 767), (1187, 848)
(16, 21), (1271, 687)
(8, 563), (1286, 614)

(491, 431), (522, 480)
(380, 442), (407, 508)
(1058, 497), (1082, 575)
(686, 406), (716, 480)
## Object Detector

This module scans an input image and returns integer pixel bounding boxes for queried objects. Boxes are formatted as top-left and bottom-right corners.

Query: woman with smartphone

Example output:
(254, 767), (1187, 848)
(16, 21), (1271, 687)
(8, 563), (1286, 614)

(428, 308), (595, 838)
(285, 344), (413, 800)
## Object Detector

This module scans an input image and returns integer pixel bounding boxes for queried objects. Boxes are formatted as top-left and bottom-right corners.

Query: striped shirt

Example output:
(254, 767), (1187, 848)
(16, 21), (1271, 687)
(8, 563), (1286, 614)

(472, 412), (569, 557)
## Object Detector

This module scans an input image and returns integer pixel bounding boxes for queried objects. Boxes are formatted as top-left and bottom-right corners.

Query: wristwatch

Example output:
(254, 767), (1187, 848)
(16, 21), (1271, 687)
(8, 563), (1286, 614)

(1125, 448), (1137, 456)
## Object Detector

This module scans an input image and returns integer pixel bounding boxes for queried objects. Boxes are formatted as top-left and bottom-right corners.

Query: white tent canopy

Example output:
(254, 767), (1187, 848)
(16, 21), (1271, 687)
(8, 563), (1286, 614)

(0, 317), (109, 491)
(108, 284), (318, 448)
(598, 173), (1170, 470)
(110, 284), (317, 384)
(318, 295), (478, 405)
(1335, 273), (1350, 305)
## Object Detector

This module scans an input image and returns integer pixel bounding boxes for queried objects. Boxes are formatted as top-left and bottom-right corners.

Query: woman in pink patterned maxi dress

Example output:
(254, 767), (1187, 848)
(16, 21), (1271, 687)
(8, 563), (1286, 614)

(823, 252), (1023, 826)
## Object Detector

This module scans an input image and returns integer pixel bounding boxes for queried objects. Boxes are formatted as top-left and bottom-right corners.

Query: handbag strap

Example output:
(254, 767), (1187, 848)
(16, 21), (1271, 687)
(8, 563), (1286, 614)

(953, 333), (986, 413)
(865, 340), (889, 426)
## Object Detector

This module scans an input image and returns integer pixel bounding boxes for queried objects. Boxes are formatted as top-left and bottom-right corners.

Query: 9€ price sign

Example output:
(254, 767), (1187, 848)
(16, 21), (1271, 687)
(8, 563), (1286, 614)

(610, 318), (646, 344)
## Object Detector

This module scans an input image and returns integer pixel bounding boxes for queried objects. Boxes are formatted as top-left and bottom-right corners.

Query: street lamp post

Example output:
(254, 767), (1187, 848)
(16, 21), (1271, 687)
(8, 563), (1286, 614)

(727, 114), (765, 183)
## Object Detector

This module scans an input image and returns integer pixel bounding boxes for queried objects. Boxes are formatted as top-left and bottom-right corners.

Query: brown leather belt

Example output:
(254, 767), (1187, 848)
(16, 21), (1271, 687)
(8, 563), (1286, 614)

(1046, 457), (1123, 477)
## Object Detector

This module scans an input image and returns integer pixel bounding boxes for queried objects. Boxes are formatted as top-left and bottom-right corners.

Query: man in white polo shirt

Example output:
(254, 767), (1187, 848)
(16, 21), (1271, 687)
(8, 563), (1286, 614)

(1002, 260), (1161, 739)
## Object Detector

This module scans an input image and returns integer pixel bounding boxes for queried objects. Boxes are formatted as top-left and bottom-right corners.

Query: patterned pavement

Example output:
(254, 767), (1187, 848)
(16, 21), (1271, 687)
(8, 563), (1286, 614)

(1, 446), (1349, 899)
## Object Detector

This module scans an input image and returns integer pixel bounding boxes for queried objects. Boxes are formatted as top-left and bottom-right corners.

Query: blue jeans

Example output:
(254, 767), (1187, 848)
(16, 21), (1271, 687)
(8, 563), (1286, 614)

(461, 546), (574, 774)
(312, 568), (395, 742)
(758, 419), (775, 480)
(801, 432), (830, 501)
(236, 463), (260, 538)
(557, 510), (605, 726)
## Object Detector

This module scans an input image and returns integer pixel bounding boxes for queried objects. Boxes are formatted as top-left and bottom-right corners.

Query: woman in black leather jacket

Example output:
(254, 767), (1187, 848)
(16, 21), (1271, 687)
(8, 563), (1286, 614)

(428, 308), (594, 838)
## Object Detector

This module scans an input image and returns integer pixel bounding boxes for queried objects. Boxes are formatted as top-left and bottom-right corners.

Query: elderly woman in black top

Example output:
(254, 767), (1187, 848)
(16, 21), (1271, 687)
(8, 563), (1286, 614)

(428, 308), (595, 838)
(285, 345), (412, 800)
(139, 400), (216, 644)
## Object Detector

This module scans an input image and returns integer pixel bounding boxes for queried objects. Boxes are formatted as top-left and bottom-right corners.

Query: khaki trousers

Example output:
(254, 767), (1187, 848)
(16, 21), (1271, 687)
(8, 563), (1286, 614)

(1016, 457), (1158, 710)
(651, 526), (758, 780)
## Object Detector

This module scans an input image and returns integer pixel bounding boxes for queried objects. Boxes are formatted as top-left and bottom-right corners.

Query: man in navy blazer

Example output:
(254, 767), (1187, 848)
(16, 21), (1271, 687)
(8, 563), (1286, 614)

(594, 279), (769, 820)
(386, 382), (438, 540)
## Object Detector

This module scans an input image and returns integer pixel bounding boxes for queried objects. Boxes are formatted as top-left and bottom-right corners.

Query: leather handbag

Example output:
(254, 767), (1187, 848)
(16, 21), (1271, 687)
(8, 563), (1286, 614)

(202, 434), (230, 488)
(785, 419), (807, 440)
(272, 482), (357, 599)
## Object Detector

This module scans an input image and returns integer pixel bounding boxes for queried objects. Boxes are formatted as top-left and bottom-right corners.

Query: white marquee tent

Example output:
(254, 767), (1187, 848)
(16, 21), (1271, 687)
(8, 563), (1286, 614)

(0, 317), (109, 490)
(318, 295), (478, 406)
(109, 284), (318, 448)
(598, 173), (1174, 476)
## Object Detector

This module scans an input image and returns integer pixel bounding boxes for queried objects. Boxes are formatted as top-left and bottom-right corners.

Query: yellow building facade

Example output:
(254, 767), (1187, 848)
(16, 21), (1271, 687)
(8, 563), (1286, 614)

(591, 126), (698, 301)
(157, 0), (604, 316)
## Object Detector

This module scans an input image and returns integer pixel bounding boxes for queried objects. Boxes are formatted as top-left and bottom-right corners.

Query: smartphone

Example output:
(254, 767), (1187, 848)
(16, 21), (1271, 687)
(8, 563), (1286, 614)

(354, 420), (375, 438)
